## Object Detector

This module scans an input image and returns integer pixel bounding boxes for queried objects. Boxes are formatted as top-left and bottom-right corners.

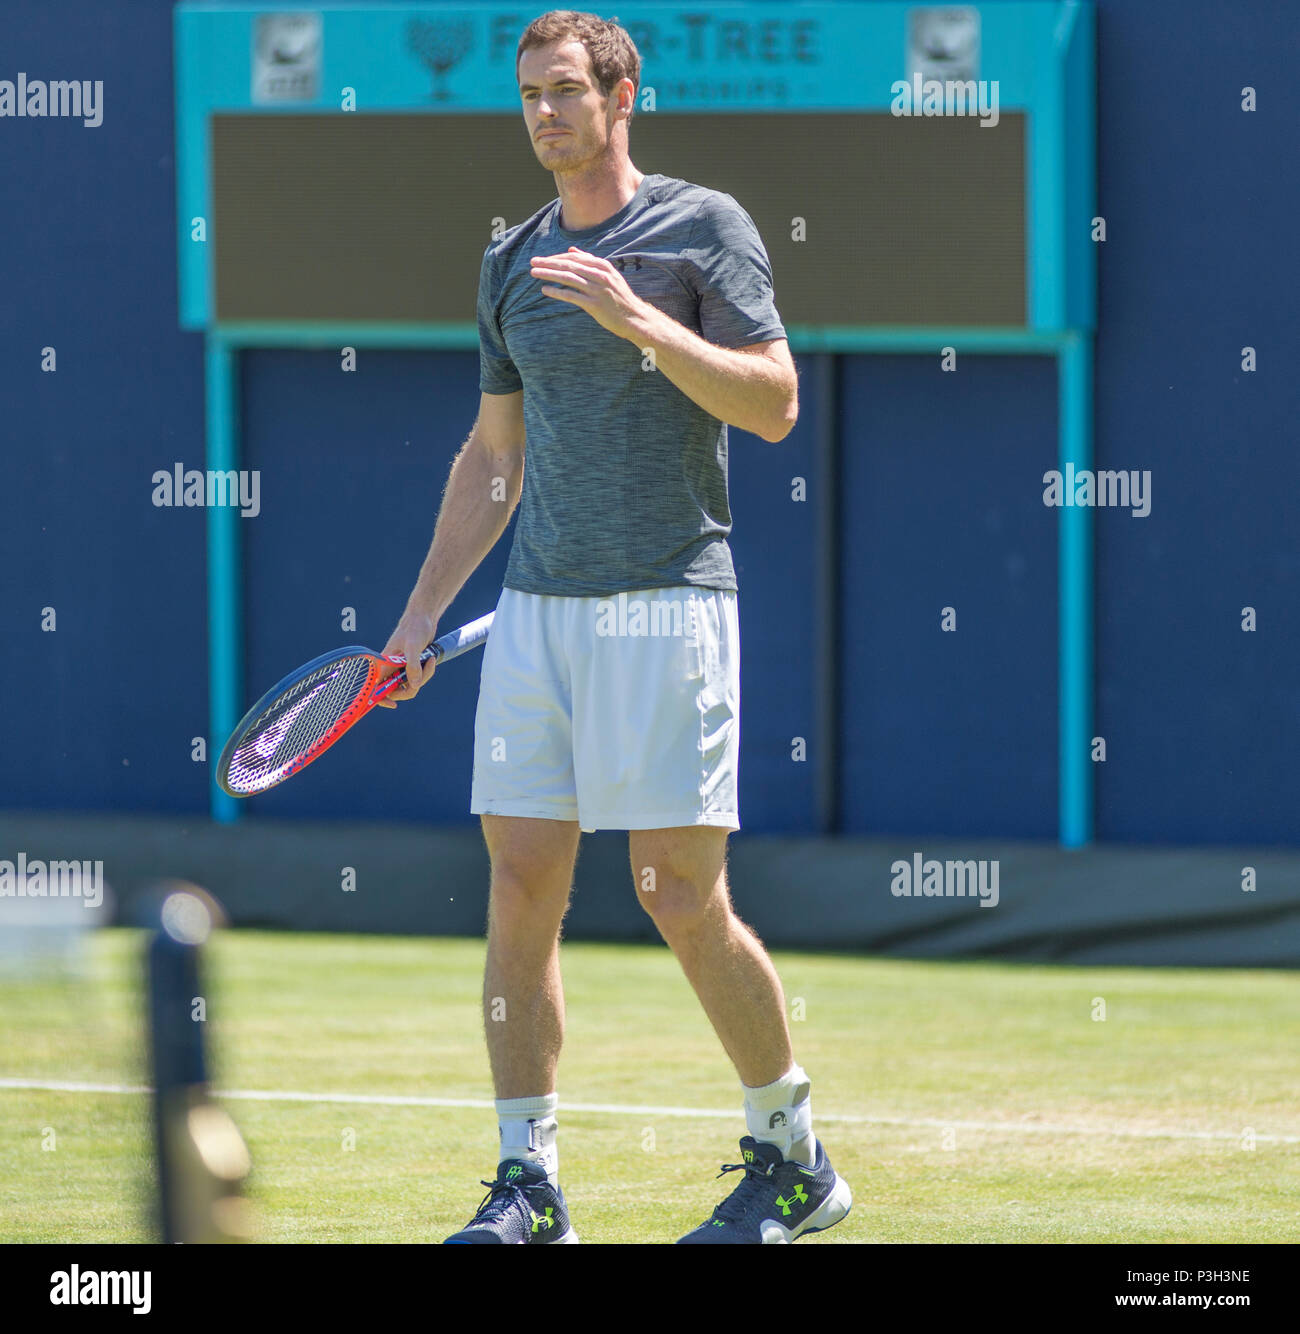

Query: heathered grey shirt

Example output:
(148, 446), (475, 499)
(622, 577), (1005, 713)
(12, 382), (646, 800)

(477, 172), (786, 597)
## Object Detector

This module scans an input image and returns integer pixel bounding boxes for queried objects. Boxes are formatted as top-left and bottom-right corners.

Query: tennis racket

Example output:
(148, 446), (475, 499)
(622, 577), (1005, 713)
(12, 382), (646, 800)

(216, 612), (494, 797)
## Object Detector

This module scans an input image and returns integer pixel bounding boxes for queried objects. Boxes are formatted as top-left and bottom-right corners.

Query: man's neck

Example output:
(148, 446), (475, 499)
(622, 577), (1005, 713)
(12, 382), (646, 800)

(557, 163), (645, 232)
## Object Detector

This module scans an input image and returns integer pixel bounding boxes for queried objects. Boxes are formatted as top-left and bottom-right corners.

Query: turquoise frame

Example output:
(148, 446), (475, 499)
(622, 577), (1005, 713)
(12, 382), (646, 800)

(183, 2), (1095, 844)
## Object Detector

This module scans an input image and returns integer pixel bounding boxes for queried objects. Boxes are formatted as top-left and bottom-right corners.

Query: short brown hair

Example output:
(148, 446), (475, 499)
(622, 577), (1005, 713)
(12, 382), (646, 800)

(516, 10), (641, 123)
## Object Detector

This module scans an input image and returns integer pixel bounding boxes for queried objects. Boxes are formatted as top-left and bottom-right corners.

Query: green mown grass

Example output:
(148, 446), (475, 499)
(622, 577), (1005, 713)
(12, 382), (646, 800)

(1, 929), (1296, 1243)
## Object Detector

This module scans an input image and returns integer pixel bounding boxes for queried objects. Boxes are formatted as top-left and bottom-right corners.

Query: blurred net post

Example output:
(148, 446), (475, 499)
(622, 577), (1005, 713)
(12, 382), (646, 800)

(146, 882), (254, 1243)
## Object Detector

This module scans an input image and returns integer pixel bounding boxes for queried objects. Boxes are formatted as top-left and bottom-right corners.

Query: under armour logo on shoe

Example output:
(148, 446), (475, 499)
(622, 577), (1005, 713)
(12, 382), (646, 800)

(768, 1111), (788, 1129)
(774, 1184), (808, 1217)
(531, 1207), (554, 1233)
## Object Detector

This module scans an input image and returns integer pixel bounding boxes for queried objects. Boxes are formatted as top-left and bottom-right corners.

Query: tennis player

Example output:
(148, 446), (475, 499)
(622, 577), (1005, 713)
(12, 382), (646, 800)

(379, 9), (851, 1245)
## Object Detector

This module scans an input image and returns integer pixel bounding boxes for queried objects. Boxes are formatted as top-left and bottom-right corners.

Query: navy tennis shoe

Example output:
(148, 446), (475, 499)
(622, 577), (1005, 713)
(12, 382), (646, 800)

(444, 1159), (578, 1244)
(676, 1136), (851, 1244)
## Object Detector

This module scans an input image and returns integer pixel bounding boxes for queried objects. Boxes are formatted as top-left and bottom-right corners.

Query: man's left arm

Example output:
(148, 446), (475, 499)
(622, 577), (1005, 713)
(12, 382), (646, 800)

(628, 313), (799, 444)
(531, 237), (799, 443)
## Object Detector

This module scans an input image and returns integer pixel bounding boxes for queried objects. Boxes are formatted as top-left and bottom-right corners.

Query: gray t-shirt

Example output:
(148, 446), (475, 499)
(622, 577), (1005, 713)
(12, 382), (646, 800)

(477, 172), (786, 597)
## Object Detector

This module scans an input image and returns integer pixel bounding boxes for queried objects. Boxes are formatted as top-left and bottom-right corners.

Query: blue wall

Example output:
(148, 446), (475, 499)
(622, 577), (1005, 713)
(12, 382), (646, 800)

(1090, 0), (1297, 844)
(838, 355), (1059, 838)
(2, 0), (1296, 845)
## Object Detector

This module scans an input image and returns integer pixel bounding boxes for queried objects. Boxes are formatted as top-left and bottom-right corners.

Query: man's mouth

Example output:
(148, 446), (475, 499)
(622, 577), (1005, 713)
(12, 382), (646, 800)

(538, 129), (568, 138)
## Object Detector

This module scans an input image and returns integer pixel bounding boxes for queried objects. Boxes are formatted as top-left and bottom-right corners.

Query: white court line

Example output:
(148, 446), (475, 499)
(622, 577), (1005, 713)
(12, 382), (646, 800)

(1, 1078), (1296, 1144)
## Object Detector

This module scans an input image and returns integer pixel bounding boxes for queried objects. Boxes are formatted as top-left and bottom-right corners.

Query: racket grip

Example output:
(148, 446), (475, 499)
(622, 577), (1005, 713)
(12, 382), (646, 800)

(419, 611), (494, 667)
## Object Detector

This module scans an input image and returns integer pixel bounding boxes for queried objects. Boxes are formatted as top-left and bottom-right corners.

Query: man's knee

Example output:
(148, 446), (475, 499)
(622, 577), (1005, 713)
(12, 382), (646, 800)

(630, 827), (730, 938)
(635, 864), (729, 939)
(484, 815), (579, 919)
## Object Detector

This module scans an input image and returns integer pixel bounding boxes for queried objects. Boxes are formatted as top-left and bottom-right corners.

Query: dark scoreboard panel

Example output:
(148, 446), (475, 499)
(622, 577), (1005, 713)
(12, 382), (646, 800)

(212, 112), (1025, 326)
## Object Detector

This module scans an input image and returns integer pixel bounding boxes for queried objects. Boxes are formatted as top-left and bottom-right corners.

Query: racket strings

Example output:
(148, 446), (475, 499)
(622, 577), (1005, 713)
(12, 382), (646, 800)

(224, 655), (377, 794)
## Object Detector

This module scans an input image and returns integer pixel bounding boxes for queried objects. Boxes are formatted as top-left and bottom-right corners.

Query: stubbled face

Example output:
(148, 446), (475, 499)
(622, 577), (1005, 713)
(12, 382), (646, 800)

(518, 39), (625, 172)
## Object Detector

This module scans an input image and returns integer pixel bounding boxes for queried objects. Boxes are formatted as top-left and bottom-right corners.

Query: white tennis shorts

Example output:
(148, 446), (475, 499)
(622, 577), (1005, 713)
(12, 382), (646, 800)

(470, 585), (740, 832)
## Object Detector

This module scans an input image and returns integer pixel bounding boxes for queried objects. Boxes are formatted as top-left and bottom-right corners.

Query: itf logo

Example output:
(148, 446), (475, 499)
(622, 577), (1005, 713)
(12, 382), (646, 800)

(893, 7), (999, 127)
(252, 13), (321, 104)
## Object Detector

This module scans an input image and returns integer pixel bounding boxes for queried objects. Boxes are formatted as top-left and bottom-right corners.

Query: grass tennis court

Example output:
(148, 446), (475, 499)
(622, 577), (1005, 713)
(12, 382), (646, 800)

(1, 929), (1296, 1244)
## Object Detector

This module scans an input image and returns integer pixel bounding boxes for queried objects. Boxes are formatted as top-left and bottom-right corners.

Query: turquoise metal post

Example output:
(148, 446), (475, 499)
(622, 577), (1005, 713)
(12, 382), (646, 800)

(205, 333), (242, 823)
(1058, 333), (1094, 846)
(1052, 1), (1095, 847)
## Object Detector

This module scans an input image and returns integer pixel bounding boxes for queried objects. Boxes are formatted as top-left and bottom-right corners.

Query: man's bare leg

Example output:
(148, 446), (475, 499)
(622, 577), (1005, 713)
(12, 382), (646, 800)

(480, 814), (581, 1098)
(443, 815), (581, 1241)
(628, 825), (792, 1087)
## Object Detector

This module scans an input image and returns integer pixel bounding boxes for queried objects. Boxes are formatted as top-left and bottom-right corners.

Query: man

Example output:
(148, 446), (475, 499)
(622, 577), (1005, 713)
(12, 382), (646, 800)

(378, 9), (851, 1245)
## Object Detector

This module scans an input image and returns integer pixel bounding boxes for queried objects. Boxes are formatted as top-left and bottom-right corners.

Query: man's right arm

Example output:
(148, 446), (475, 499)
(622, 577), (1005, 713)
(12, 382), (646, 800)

(376, 390), (525, 706)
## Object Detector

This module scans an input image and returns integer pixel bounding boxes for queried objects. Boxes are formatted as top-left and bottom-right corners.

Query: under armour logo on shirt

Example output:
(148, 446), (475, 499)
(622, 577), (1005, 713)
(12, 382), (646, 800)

(613, 256), (643, 272)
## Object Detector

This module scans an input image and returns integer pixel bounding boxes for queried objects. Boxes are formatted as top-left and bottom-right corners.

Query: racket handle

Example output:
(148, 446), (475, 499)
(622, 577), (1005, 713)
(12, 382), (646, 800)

(372, 610), (494, 703)
(419, 611), (494, 666)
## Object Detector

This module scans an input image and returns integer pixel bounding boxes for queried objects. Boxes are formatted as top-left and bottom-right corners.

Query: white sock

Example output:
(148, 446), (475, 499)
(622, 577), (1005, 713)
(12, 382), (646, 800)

(743, 1064), (815, 1166)
(496, 1093), (559, 1186)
